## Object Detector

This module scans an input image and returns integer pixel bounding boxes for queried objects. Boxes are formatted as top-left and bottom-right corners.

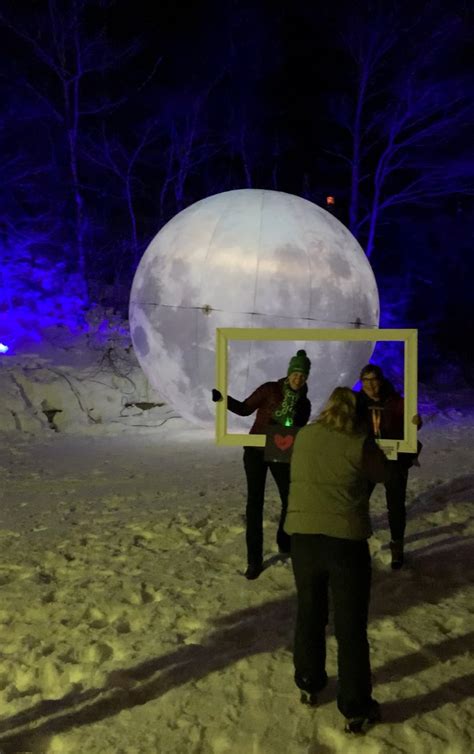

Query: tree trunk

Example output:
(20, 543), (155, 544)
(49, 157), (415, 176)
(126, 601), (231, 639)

(125, 174), (139, 267)
(349, 67), (368, 238)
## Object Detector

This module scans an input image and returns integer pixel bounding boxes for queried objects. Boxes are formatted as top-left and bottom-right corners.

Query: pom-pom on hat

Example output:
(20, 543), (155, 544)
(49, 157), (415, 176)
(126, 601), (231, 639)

(287, 349), (311, 377)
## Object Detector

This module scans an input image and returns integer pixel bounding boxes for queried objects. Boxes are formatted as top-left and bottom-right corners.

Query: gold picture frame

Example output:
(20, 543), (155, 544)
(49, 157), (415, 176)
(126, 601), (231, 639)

(215, 327), (418, 457)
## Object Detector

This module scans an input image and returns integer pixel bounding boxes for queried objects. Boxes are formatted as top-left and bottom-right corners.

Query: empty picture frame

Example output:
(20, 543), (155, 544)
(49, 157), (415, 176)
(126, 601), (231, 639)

(215, 327), (418, 456)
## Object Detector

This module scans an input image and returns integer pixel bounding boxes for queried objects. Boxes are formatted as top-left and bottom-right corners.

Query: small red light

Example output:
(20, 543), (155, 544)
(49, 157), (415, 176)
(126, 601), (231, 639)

(326, 195), (335, 206)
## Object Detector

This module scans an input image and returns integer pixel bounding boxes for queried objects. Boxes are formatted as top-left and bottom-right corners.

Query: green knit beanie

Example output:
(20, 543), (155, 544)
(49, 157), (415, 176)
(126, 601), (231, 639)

(287, 349), (311, 377)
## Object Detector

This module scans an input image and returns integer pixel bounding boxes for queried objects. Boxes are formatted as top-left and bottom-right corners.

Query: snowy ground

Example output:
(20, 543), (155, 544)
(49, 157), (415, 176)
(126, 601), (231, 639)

(0, 399), (473, 754)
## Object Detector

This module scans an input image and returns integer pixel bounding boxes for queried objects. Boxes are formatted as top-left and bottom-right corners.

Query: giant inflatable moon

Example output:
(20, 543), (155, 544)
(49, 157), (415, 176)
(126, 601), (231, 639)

(129, 189), (379, 429)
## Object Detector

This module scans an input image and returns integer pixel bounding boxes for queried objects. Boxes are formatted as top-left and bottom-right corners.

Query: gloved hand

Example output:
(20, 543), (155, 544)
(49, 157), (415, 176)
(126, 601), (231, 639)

(212, 388), (223, 402)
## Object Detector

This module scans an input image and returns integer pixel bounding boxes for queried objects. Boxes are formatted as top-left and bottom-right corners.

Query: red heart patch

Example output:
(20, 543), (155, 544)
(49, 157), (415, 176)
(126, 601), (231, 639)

(274, 434), (294, 451)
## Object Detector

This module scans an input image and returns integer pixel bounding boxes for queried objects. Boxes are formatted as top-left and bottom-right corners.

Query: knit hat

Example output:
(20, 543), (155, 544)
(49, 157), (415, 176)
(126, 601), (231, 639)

(287, 349), (311, 377)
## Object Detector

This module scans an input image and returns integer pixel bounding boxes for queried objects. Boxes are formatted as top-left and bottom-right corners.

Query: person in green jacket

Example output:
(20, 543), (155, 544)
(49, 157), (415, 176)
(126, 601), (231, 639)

(285, 386), (388, 734)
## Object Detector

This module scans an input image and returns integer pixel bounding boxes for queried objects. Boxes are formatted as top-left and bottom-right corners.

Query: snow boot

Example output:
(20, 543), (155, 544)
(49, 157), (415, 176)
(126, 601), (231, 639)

(296, 671), (328, 706)
(390, 539), (404, 570)
(300, 690), (319, 706)
(245, 562), (263, 580)
(344, 699), (381, 735)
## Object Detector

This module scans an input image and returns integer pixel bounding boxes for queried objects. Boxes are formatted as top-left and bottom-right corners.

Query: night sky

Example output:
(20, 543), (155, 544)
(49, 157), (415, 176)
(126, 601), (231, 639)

(0, 0), (473, 377)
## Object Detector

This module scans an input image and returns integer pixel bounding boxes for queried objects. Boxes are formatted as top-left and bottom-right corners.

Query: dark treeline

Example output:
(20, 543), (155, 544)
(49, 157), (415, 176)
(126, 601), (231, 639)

(0, 0), (473, 374)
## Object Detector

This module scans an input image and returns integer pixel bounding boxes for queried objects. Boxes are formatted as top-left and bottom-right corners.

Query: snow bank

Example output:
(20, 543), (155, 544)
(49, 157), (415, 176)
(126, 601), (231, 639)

(0, 313), (179, 434)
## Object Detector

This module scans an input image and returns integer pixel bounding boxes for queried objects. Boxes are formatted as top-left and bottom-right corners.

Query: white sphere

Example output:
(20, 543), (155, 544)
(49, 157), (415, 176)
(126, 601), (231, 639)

(129, 189), (379, 428)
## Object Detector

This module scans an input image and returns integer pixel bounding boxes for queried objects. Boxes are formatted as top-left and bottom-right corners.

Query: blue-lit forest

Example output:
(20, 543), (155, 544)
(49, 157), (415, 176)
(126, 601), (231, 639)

(0, 0), (472, 380)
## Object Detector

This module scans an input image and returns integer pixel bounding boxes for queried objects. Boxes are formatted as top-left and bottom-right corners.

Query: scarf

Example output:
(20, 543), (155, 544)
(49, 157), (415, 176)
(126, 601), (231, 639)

(272, 379), (301, 427)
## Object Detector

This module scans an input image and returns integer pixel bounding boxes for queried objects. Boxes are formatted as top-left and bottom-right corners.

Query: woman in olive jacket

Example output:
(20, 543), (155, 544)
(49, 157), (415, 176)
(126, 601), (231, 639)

(285, 387), (387, 733)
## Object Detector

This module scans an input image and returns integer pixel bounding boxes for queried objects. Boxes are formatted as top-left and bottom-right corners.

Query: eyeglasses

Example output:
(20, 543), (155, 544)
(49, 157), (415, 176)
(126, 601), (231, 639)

(362, 377), (380, 383)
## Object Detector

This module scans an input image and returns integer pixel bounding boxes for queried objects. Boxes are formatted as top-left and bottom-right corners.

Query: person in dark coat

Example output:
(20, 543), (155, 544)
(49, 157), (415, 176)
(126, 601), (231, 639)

(285, 387), (388, 733)
(212, 349), (311, 580)
(356, 364), (423, 569)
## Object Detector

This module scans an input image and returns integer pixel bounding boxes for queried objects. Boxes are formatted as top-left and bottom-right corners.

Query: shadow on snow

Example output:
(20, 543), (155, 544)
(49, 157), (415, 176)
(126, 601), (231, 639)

(0, 528), (473, 751)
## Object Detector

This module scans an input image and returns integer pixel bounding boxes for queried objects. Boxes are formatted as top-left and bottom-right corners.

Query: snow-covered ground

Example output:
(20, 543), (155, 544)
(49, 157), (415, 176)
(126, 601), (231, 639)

(0, 327), (473, 754)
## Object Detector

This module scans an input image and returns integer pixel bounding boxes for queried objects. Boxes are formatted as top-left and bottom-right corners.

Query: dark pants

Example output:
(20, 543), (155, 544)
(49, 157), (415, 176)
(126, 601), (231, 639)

(368, 460), (409, 541)
(243, 447), (291, 564)
(291, 533), (374, 719)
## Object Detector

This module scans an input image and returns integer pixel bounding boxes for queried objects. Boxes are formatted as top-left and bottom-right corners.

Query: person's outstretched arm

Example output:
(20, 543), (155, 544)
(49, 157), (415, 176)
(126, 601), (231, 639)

(211, 384), (268, 416)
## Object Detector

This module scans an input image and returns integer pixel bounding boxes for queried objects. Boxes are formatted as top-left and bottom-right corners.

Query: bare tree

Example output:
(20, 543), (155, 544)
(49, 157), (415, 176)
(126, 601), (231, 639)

(85, 119), (161, 268)
(157, 81), (226, 217)
(327, 4), (473, 258)
(0, 0), (144, 292)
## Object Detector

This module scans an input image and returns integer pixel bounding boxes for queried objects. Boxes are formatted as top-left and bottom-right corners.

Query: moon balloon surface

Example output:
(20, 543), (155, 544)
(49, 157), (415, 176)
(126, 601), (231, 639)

(129, 189), (379, 429)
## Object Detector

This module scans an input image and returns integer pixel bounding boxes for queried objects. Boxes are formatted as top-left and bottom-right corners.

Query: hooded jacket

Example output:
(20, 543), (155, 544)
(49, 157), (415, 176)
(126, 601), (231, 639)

(356, 378), (405, 439)
(357, 378), (423, 465)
